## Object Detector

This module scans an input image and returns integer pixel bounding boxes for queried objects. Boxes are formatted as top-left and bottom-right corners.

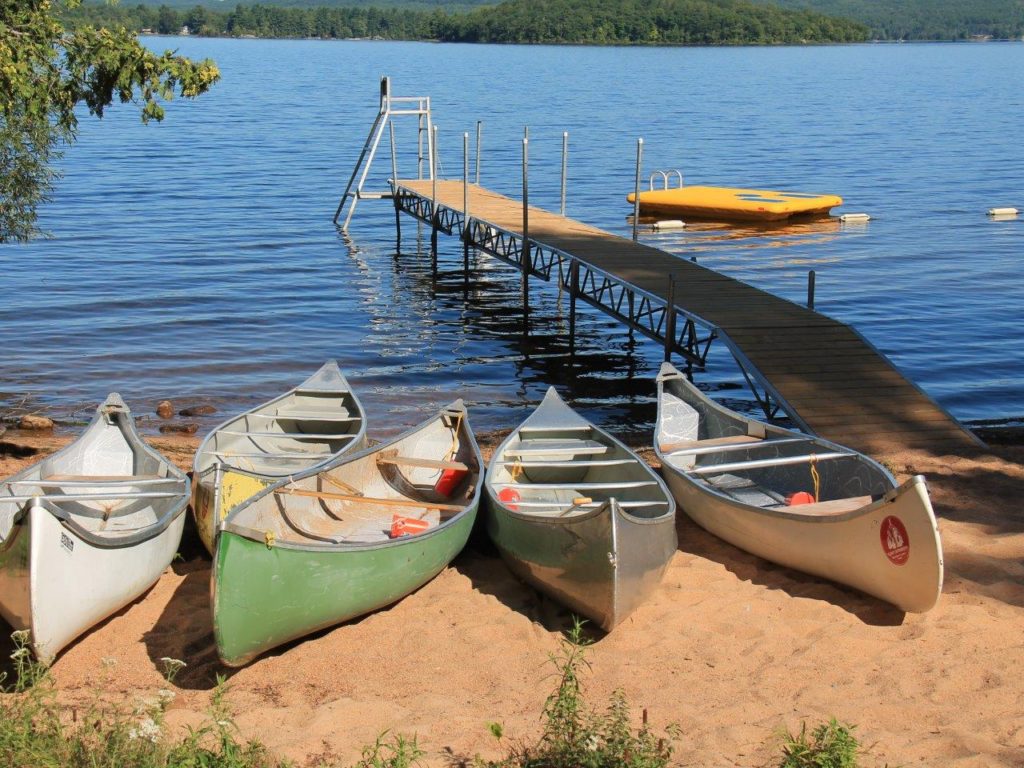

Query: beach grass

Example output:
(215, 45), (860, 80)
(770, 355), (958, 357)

(0, 628), (868, 767)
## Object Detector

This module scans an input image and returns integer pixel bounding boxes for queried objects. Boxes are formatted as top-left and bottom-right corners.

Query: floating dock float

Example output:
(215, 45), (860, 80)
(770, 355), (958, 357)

(627, 185), (843, 222)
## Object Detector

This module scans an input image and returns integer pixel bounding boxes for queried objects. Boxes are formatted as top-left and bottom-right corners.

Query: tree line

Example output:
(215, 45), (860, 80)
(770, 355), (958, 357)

(61, 0), (870, 45)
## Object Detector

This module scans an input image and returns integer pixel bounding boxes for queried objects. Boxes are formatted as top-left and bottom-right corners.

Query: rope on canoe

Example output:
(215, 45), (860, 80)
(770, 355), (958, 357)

(810, 454), (820, 503)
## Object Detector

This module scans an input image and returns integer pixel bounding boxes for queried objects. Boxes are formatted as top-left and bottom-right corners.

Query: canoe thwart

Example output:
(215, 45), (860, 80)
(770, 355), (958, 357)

(504, 439), (608, 458)
(218, 430), (358, 440)
(663, 437), (807, 457)
(660, 434), (765, 454)
(687, 451), (854, 476)
(274, 486), (464, 512)
(208, 451), (336, 459)
(377, 455), (470, 472)
(494, 480), (660, 491)
(495, 458), (635, 468)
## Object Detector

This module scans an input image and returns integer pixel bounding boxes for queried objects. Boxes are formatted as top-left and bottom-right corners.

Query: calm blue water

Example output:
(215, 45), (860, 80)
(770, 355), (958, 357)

(2, 39), (1022, 439)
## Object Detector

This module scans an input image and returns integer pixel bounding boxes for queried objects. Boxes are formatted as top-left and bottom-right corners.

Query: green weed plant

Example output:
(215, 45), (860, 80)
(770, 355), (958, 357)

(778, 718), (861, 768)
(478, 620), (679, 768)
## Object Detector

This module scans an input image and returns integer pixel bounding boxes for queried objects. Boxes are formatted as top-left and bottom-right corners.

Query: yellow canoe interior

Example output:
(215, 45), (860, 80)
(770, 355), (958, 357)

(627, 186), (843, 221)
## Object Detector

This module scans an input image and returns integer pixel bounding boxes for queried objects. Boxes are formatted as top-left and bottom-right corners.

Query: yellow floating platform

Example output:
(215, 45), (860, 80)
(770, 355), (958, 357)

(627, 185), (842, 222)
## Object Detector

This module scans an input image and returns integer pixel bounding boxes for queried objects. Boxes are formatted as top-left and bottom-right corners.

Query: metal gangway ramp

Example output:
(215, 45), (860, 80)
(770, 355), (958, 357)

(390, 179), (981, 458)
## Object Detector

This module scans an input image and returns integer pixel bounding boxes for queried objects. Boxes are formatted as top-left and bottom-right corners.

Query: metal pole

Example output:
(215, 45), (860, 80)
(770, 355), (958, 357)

(569, 259), (579, 356)
(522, 137), (530, 326)
(560, 131), (569, 217)
(664, 277), (676, 362)
(463, 132), (470, 278)
(807, 270), (816, 310)
(633, 138), (643, 242)
(389, 121), (398, 181)
(430, 125), (439, 264)
(475, 121), (482, 184)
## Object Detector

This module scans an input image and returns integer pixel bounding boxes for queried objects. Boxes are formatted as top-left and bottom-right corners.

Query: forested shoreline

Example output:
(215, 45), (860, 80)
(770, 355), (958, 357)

(63, 0), (870, 45)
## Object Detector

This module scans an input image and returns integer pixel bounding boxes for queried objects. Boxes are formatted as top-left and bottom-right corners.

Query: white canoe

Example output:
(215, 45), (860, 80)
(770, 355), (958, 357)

(0, 394), (189, 662)
(485, 387), (676, 631)
(192, 361), (367, 555)
(655, 362), (943, 613)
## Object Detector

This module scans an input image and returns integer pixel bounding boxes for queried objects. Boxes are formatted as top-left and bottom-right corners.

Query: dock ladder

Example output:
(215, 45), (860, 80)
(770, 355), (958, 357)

(333, 76), (434, 232)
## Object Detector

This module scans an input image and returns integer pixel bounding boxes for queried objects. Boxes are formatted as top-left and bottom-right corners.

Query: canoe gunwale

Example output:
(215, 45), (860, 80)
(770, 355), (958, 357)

(220, 400), (482, 551)
(488, 496), (672, 527)
(192, 360), (368, 479)
(1, 394), (189, 549)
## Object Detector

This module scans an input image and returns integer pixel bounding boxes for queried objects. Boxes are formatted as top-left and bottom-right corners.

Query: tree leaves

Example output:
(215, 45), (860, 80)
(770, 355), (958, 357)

(0, 0), (220, 242)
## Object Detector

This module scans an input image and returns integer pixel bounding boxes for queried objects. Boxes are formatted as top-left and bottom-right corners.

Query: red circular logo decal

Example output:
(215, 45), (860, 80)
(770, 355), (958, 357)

(880, 516), (910, 566)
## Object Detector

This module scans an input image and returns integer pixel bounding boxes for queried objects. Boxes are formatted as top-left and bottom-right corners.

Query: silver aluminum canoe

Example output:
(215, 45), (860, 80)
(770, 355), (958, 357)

(655, 362), (943, 613)
(192, 361), (367, 555)
(0, 394), (189, 663)
(485, 387), (676, 631)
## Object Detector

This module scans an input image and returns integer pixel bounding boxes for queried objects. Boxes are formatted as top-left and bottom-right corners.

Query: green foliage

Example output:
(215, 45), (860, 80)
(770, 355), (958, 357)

(0, 0), (219, 242)
(0, 633), (287, 768)
(348, 731), (424, 768)
(778, 718), (861, 768)
(478, 619), (679, 768)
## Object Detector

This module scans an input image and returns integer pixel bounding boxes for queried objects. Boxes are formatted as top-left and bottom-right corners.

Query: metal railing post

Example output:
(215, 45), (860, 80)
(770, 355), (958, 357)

(475, 121), (482, 184)
(430, 125), (439, 263)
(522, 137), (530, 324)
(633, 138), (643, 241)
(664, 276), (676, 362)
(463, 132), (470, 277)
(560, 131), (569, 217)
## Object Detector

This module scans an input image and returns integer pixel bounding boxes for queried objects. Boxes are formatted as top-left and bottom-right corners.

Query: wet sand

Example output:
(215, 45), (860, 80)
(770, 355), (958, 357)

(1, 429), (1022, 766)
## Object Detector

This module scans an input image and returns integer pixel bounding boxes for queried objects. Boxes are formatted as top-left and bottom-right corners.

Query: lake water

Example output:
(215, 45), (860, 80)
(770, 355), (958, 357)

(3, 39), (1022, 440)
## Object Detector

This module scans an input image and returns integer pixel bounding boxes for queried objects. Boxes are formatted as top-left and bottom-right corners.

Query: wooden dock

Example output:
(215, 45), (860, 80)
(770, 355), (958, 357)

(393, 179), (981, 457)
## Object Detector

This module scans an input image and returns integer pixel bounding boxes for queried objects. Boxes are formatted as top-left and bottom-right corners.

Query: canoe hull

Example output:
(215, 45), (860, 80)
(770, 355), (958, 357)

(486, 501), (676, 631)
(213, 504), (476, 667)
(655, 363), (942, 613)
(0, 504), (185, 663)
(662, 470), (941, 612)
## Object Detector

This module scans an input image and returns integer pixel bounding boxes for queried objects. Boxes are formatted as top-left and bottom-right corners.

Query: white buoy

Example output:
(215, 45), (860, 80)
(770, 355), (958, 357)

(653, 219), (686, 230)
(840, 212), (871, 222)
(987, 207), (1019, 216)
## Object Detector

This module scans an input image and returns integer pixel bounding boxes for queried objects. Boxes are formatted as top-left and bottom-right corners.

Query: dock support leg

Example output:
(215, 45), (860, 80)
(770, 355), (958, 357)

(664, 277), (677, 362)
(521, 137), (530, 333)
(393, 199), (402, 253)
(569, 259), (579, 356)
(463, 132), (470, 284)
(632, 138), (643, 242)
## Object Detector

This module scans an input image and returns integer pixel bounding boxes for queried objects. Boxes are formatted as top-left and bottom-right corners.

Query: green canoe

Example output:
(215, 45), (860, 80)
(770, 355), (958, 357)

(213, 401), (481, 666)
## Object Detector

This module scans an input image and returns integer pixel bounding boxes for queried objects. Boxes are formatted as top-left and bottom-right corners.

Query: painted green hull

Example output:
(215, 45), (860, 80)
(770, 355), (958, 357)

(212, 504), (477, 666)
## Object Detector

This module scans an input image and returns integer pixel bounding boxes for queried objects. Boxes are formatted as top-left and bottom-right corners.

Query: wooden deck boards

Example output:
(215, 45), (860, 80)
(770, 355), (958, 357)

(398, 180), (980, 456)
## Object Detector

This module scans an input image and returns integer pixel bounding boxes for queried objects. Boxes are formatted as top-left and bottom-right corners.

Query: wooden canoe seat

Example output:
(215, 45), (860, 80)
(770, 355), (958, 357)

(376, 456), (469, 472)
(773, 495), (874, 516)
(504, 439), (607, 458)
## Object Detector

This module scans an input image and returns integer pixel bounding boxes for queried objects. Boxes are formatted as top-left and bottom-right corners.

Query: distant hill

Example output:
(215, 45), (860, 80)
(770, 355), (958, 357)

(751, 0), (1024, 39)
(67, 0), (870, 44)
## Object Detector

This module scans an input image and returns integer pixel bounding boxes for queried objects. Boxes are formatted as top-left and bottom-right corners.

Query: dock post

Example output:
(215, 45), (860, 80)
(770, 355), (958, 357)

(664, 277), (676, 362)
(560, 132), (569, 217)
(430, 125), (438, 269)
(522, 137), (530, 329)
(475, 121), (482, 184)
(569, 259), (579, 356)
(807, 270), (816, 310)
(390, 122), (401, 251)
(633, 138), (643, 242)
(463, 132), (470, 280)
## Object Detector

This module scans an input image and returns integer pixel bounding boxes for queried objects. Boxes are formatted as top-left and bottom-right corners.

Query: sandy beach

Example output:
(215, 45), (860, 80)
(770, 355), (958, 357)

(1, 428), (1022, 766)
